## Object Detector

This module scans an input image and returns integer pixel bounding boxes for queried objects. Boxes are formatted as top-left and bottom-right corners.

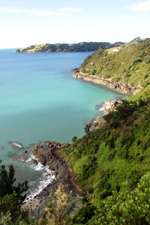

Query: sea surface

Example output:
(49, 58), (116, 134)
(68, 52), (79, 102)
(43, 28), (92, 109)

(0, 49), (129, 197)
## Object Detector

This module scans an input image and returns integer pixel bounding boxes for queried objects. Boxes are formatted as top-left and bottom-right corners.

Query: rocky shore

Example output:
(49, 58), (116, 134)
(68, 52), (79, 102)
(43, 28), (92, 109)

(22, 141), (84, 215)
(72, 68), (142, 95)
(88, 99), (122, 128)
(22, 67), (138, 214)
(32, 141), (83, 196)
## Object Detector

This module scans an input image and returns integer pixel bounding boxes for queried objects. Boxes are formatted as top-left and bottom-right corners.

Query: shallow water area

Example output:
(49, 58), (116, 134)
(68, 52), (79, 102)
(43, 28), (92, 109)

(0, 49), (129, 196)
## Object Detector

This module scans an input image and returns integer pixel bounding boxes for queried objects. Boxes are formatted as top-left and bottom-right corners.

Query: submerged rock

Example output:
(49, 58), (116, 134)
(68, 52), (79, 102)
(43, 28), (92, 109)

(8, 141), (23, 149)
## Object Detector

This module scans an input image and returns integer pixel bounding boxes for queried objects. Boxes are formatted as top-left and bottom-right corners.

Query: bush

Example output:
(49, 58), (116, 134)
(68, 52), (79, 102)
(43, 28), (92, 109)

(94, 172), (150, 225)
(72, 136), (78, 142)
(84, 124), (91, 133)
(141, 80), (149, 88)
(0, 161), (28, 203)
(144, 55), (150, 63)
(39, 184), (82, 225)
(81, 68), (86, 73)
(73, 203), (97, 224)
(132, 58), (142, 65)
(103, 73), (111, 78)
(91, 69), (96, 75)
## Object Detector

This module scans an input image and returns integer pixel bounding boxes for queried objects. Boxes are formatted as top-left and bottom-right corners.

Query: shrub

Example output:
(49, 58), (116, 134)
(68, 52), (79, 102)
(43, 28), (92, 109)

(72, 136), (78, 142)
(141, 80), (149, 88)
(39, 184), (82, 225)
(103, 73), (111, 78)
(132, 58), (142, 65)
(84, 124), (91, 133)
(124, 71), (131, 78)
(94, 172), (150, 225)
(111, 77), (120, 82)
(73, 203), (97, 224)
(91, 69), (96, 75)
(144, 55), (150, 63)
(81, 68), (86, 73)
(0, 161), (28, 203)
(119, 67), (126, 73)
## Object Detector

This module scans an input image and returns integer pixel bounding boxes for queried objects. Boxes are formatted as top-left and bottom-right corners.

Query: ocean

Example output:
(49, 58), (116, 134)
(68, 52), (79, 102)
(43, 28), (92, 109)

(0, 49), (128, 197)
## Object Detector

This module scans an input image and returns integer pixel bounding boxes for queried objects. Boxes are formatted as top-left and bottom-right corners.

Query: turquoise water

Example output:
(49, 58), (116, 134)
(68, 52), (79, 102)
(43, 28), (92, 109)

(0, 49), (128, 195)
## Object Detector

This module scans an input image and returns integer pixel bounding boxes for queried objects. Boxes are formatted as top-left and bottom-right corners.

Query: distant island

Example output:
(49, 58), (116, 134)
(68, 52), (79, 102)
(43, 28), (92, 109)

(14, 41), (124, 53)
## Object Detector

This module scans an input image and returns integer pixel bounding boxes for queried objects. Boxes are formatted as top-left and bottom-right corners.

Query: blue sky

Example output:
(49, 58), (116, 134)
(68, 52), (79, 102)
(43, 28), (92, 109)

(0, 0), (150, 48)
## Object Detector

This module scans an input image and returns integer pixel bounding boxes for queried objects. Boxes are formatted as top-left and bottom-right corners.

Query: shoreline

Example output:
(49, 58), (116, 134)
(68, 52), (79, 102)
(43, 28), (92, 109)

(71, 68), (142, 95)
(22, 67), (139, 214)
(22, 141), (85, 215)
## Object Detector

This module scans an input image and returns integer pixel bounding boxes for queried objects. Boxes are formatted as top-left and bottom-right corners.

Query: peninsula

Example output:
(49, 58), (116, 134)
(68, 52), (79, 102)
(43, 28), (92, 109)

(14, 41), (124, 53)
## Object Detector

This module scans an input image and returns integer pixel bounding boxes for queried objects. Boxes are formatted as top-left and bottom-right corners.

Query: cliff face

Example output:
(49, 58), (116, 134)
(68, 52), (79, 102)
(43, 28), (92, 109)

(33, 141), (84, 196)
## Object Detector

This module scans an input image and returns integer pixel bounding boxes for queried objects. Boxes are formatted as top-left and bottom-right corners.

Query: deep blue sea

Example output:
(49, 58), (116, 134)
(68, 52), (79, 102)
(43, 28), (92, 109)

(0, 49), (128, 197)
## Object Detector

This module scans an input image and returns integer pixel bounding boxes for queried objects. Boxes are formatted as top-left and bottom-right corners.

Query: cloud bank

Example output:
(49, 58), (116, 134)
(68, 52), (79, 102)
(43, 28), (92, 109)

(127, 0), (150, 12)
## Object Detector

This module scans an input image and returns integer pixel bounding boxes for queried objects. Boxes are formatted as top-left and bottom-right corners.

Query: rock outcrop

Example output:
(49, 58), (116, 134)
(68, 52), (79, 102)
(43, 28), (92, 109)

(72, 68), (142, 95)
(88, 99), (122, 128)
(33, 141), (84, 196)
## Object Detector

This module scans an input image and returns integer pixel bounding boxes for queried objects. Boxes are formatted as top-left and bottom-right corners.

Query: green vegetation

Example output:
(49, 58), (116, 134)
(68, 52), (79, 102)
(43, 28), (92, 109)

(0, 160), (29, 223)
(14, 41), (124, 53)
(81, 38), (150, 88)
(2, 37), (150, 224)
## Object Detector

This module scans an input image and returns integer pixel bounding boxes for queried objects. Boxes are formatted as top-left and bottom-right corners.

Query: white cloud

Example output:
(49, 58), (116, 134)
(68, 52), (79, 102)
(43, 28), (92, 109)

(0, 7), (57, 16)
(59, 7), (82, 14)
(127, 0), (150, 11)
(0, 6), (82, 16)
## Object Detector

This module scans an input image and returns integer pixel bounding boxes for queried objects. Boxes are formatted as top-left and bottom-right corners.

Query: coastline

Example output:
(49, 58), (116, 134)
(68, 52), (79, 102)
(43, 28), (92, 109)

(22, 141), (84, 215)
(71, 68), (142, 95)
(22, 67), (140, 214)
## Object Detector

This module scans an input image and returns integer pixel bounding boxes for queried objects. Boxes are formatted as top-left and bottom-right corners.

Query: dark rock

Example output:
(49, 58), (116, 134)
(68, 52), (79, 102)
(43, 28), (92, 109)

(31, 159), (38, 165)
(72, 68), (142, 95)
(22, 150), (27, 154)
(32, 141), (83, 196)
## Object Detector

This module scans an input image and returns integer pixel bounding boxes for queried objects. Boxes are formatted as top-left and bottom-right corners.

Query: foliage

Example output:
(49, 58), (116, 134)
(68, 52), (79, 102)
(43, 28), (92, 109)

(72, 136), (78, 142)
(0, 161), (29, 223)
(0, 162), (28, 204)
(63, 88), (150, 204)
(72, 201), (97, 224)
(0, 192), (31, 224)
(38, 184), (82, 225)
(80, 38), (150, 87)
(92, 172), (150, 224)
(15, 42), (124, 53)
(84, 123), (91, 133)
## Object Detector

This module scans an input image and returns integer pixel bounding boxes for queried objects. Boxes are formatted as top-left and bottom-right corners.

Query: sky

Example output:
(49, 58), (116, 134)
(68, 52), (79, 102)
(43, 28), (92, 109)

(0, 0), (150, 48)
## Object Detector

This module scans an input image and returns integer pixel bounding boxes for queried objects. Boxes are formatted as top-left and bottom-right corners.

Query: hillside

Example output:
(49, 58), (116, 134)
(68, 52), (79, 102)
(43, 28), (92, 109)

(14, 41), (124, 53)
(80, 38), (150, 89)
(2, 38), (150, 224)
(62, 85), (150, 224)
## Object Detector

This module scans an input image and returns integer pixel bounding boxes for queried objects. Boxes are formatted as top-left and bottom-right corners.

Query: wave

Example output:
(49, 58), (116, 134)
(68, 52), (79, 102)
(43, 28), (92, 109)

(24, 154), (55, 202)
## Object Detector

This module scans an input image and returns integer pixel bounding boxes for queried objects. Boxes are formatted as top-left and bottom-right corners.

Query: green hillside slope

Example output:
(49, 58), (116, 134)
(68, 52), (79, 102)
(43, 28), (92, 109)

(81, 38), (150, 88)
(14, 41), (124, 53)
(62, 39), (150, 224)
(2, 38), (150, 224)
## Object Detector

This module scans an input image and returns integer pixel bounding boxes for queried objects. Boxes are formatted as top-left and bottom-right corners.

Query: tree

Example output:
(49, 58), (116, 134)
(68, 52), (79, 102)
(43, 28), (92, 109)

(84, 124), (91, 133)
(38, 184), (82, 225)
(0, 160), (29, 222)
(72, 136), (78, 142)
(93, 172), (150, 225)
(0, 160), (28, 204)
